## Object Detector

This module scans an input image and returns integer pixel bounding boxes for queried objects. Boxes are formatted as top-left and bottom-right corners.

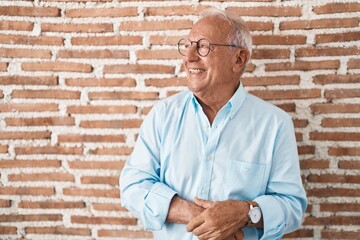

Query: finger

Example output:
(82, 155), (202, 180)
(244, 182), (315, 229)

(193, 224), (213, 239)
(186, 215), (205, 232)
(194, 197), (213, 209)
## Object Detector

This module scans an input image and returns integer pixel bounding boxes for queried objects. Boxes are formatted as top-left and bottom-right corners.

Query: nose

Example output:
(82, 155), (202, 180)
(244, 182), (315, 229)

(184, 44), (200, 62)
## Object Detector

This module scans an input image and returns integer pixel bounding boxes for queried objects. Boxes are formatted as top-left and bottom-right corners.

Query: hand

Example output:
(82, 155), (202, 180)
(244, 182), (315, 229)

(225, 230), (244, 240)
(186, 197), (248, 240)
(166, 195), (205, 224)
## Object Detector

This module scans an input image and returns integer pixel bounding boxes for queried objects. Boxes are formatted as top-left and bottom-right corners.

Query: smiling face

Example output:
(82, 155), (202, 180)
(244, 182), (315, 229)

(183, 16), (242, 101)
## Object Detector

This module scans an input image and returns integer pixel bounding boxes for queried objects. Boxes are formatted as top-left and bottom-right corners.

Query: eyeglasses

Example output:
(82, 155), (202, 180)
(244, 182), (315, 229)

(178, 38), (241, 57)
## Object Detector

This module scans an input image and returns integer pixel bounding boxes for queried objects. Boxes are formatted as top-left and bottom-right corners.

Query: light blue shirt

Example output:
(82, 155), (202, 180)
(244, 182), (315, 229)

(120, 83), (307, 240)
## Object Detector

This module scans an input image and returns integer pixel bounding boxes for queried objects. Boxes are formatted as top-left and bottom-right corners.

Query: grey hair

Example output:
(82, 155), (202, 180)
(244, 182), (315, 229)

(199, 7), (252, 56)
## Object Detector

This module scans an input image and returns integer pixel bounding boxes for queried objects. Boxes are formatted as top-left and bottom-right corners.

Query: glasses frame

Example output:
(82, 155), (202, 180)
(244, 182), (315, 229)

(178, 38), (242, 57)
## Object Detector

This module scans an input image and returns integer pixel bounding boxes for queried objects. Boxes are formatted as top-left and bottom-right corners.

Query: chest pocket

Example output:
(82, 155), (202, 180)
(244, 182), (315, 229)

(223, 160), (266, 200)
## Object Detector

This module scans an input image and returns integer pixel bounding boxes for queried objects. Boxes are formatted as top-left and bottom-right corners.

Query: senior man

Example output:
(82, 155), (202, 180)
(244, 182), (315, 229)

(120, 7), (307, 240)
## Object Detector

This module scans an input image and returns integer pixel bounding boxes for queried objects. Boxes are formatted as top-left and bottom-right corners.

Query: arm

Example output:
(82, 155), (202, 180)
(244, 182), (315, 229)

(254, 117), (307, 239)
(120, 103), (177, 230)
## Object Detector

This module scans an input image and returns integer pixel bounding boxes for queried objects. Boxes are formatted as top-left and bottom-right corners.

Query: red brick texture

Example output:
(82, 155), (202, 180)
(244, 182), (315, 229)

(0, 1), (359, 239)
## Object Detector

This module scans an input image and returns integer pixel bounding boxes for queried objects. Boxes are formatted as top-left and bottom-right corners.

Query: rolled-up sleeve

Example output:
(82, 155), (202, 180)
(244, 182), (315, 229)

(254, 117), (307, 239)
(120, 103), (177, 231)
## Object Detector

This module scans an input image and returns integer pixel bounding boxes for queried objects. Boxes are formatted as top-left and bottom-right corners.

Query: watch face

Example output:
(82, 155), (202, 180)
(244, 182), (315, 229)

(250, 207), (261, 223)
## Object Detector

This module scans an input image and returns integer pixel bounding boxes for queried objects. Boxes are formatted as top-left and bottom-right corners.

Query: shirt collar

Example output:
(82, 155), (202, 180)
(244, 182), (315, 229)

(190, 82), (247, 119)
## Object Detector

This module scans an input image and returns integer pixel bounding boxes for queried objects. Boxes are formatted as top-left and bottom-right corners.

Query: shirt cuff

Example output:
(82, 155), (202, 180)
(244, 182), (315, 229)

(242, 227), (262, 240)
(254, 195), (285, 239)
(143, 182), (177, 231)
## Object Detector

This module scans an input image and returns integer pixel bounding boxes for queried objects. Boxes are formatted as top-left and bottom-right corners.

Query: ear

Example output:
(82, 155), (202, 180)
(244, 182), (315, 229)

(232, 49), (250, 73)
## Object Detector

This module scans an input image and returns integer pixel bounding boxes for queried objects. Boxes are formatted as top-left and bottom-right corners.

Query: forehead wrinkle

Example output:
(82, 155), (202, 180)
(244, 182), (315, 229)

(189, 16), (232, 43)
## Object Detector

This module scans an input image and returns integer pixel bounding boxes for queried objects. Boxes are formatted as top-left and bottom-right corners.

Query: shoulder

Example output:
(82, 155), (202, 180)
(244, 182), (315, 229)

(152, 90), (192, 114)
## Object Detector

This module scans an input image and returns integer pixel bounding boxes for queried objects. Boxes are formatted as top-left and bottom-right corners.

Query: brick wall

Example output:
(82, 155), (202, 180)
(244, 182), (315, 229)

(0, 0), (359, 239)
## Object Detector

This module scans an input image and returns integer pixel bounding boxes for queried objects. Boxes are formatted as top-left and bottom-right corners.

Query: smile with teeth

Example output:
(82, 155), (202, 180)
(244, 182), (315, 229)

(189, 68), (206, 74)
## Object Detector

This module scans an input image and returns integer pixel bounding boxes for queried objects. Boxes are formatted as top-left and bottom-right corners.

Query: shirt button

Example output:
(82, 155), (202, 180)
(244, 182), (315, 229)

(207, 156), (212, 161)
(201, 188), (207, 195)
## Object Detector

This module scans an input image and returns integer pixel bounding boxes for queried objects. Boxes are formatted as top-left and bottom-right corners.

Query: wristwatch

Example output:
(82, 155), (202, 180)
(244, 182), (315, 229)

(246, 201), (262, 225)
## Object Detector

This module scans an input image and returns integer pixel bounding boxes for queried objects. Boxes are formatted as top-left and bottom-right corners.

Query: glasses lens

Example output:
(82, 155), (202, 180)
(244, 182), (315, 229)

(197, 39), (210, 57)
(178, 38), (190, 56)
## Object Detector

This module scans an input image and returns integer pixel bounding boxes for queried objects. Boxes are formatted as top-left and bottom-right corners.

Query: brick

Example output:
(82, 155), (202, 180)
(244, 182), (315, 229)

(19, 201), (85, 209)
(22, 62), (92, 73)
(0, 103), (58, 112)
(250, 89), (320, 100)
(1, 214), (61, 222)
(0, 187), (55, 196)
(251, 49), (290, 59)
(0, 76), (57, 85)
(104, 64), (174, 74)
(280, 18), (358, 30)
(67, 105), (137, 114)
(144, 5), (208, 16)
(300, 159), (329, 169)
(322, 118), (360, 127)
(252, 35), (306, 45)
(0, 34), (63, 45)
(58, 50), (129, 59)
(42, 23), (113, 33)
(98, 229), (153, 238)
(307, 174), (360, 183)
(35, 0), (113, 1)
(311, 103), (360, 114)
(0, 62), (8, 71)
(150, 35), (182, 45)
(92, 203), (127, 212)
(296, 47), (360, 57)
(145, 77), (187, 88)
(307, 188), (360, 197)
(137, 49), (179, 60)
(58, 134), (125, 143)
(69, 160), (124, 170)
(329, 147), (360, 156)
(81, 176), (119, 186)
(15, 146), (83, 155)
(0, 20), (33, 31)
(63, 188), (120, 198)
(338, 160), (360, 169)
(71, 216), (136, 225)
(304, 216), (360, 225)
(89, 91), (159, 100)
(0, 145), (8, 153)
(293, 119), (308, 128)
(227, 6), (301, 16)
(310, 132), (360, 141)
(348, 59), (360, 69)
(322, 230), (360, 239)
(0, 226), (17, 235)
(242, 76), (300, 86)
(121, 20), (192, 31)
(325, 89), (360, 99)
(66, 77), (135, 87)
(320, 203), (360, 212)
(9, 173), (74, 182)
(247, 21), (274, 31)
(26, 226), (90, 236)
(65, 7), (137, 18)
(0, 132), (50, 140)
(80, 119), (142, 129)
(0, 90), (3, 99)
(12, 90), (80, 99)
(265, 60), (340, 71)
(0, 160), (61, 168)
(72, 36), (142, 46)
(313, 74), (360, 85)
(6, 117), (74, 126)
(295, 132), (303, 141)
(313, 3), (360, 14)
(276, 103), (295, 112)
(284, 229), (313, 238)
(316, 31), (360, 44)
(0, 199), (11, 208)
(0, 6), (60, 17)
(89, 147), (133, 155)
(298, 145), (315, 155)
(202, 0), (273, 1)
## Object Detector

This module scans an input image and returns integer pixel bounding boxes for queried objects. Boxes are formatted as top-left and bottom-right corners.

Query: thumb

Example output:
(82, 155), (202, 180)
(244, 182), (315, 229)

(194, 197), (213, 209)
